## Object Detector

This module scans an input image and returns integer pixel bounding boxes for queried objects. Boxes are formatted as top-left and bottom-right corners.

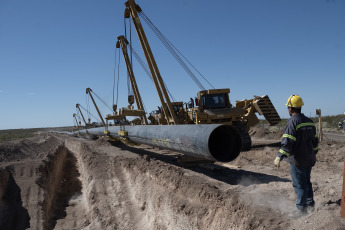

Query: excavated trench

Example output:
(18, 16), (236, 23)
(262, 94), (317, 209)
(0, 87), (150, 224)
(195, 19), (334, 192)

(0, 167), (30, 229)
(63, 137), (287, 230)
(35, 145), (82, 230)
(0, 135), (291, 229)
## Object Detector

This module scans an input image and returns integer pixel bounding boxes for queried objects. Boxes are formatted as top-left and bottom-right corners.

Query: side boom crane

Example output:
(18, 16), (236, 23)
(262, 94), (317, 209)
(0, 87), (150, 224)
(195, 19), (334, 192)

(76, 103), (90, 127)
(86, 88), (106, 127)
(124, 0), (179, 125)
(73, 113), (81, 134)
(76, 103), (90, 134)
(114, 35), (148, 125)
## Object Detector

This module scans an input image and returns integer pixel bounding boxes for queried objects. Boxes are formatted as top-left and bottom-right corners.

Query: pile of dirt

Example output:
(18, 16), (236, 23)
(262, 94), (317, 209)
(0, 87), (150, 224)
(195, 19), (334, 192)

(0, 135), (62, 161)
(249, 126), (284, 140)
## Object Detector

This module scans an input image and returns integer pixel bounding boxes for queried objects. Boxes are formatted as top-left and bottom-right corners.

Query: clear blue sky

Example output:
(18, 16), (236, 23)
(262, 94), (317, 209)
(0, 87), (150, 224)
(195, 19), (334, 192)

(1, 0), (344, 129)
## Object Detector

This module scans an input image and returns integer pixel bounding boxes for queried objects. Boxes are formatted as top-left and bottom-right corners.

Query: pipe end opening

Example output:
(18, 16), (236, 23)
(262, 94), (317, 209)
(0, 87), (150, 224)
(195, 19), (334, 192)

(209, 125), (242, 162)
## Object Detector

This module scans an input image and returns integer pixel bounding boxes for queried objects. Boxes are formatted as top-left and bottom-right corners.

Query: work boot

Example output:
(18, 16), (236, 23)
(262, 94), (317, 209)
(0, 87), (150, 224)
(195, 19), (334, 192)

(306, 202), (315, 213)
(288, 207), (307, 219)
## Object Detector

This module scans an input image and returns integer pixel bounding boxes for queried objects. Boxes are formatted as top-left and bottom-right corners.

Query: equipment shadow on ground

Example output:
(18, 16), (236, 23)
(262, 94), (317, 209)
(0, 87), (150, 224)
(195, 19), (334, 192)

(109, 141), (290, 186)
(252, 141), (281, 148)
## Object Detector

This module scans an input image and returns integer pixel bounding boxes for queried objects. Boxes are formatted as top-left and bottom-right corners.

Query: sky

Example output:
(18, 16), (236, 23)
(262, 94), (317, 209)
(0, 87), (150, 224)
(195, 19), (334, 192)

(0, 0), (344, 129)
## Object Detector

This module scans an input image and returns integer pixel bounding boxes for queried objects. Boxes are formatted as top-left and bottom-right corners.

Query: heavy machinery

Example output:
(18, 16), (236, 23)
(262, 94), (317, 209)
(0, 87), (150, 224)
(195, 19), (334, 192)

(86, 88), (106, 127)
(125, 0), (181, 125)
(105, 35), (148, 125)
(187, 89), (280, 149)
(73, 113), (82, 134)
(76, 103), (91, 128)
(124, 0), (281, 149)
(150, 102), (190, 125)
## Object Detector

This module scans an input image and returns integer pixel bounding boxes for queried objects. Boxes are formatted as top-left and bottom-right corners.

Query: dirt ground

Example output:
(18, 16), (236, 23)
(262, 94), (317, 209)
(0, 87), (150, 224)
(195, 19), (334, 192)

(0, 127), (345, 230)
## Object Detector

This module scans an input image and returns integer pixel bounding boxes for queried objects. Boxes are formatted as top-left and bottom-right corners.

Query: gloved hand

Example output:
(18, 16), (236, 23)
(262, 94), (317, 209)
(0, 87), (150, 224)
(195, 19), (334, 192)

(337, 128), (340, 131)
(274, 157), (282, 168)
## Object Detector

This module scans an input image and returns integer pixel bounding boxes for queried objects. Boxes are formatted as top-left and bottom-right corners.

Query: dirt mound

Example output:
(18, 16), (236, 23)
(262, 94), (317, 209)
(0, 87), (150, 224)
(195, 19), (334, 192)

(250, 126), (284, 140)
(0, 135), (62, 161)
(0, 143), (28, 161)
(93, 136), (113, 146)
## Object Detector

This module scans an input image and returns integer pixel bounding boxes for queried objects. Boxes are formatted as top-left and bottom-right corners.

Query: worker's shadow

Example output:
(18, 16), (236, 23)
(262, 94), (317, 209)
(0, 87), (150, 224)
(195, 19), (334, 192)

(109, 141), (290, 186)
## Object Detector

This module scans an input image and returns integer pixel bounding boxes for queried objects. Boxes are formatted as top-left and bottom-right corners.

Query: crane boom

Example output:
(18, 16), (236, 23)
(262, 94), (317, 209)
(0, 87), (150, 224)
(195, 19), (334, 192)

(73, 113), (81, 134)
(124, 0), (179, 124)
(76, 103), (90, 134)
(117, 35), (148, 125)
(86, 88), (106, 126)
(76, 104), (88, 126)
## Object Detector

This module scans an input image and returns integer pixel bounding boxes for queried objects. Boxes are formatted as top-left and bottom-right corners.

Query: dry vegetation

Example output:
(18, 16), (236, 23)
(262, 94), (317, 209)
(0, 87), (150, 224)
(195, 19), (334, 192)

(0, 127), (73, 143)
(258, 114), (344, 131)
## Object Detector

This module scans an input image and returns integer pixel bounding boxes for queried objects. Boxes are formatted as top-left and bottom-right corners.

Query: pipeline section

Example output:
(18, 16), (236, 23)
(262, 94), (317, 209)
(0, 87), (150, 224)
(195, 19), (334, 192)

(78, 124), (242, 162)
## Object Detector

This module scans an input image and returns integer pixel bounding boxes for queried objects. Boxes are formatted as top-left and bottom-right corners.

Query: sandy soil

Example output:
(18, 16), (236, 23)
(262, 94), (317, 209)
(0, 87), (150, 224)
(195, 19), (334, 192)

(0, 128), (345, 230)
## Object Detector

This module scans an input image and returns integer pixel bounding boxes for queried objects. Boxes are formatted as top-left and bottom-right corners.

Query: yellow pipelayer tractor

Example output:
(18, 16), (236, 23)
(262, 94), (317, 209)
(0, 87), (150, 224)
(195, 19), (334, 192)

(118, 0), (281, 150)
(187, 89), (280, 149)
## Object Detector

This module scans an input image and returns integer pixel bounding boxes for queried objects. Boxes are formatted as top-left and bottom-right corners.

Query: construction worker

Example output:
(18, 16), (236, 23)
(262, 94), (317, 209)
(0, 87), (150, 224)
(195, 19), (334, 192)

(338, 113), (345, 131)
(274, 95), (319, 217)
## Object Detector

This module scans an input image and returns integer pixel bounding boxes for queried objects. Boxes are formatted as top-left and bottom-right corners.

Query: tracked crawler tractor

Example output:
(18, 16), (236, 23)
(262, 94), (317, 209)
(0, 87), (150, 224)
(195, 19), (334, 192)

(187, 89), (280, 149)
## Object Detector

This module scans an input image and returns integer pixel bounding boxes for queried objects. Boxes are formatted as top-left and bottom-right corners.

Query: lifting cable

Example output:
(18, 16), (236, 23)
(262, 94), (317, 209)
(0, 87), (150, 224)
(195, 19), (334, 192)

(139, 11), (214, 90)
(74, 112), (82, 121)
(128, 43), (176, 102)
(140, 12), (205, 90)
(113, 48), (117, 107)
(73, 118), (77, 127)
(78, 104), (102, 123)
(129, 18), (134, 96)
(76, 109), (82, 123)
(116, 48), (121, 106)
(113, 46), (121, 107)
(91, 90), (113, 113)
(86, 94), (91, 121)
(124, 17), (133, 97)
(125, 16), (177, 102)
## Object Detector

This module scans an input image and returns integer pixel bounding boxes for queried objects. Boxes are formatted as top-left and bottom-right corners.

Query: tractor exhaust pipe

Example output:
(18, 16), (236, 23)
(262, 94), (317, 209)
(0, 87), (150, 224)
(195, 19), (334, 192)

(79, 124), (242, 162)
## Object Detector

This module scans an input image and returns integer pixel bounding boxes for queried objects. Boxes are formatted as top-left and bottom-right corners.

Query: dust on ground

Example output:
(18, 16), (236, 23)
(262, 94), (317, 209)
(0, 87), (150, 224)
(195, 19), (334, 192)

(0, 127), (344, 229)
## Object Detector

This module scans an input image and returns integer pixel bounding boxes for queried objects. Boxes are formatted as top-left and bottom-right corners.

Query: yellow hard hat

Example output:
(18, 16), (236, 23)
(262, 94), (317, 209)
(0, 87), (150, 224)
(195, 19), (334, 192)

(286, 95), (304, 108)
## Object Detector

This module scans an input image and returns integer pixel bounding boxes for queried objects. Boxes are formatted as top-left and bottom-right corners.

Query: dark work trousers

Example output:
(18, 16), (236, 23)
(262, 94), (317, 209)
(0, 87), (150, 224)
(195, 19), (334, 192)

(290, 164), (315, 210)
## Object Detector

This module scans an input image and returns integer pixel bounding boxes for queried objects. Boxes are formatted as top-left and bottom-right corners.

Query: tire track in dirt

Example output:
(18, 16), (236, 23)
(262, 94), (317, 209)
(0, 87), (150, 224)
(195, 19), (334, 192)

(105, 157), (122, 227)
(108, 156), (151, 230)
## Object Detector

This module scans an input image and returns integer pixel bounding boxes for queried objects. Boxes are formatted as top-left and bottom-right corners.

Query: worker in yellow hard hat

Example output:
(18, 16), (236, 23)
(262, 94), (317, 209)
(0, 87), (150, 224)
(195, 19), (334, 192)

(274, 95), (319, 218)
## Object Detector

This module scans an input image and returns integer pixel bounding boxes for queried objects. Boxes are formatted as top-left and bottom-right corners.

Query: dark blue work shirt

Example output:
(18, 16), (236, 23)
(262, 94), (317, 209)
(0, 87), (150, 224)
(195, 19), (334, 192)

(278, 113), (319, 168)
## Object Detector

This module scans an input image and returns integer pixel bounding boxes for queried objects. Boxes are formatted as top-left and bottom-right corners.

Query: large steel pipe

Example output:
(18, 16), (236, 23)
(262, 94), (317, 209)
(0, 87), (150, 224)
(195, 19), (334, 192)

(79, 124), (242, 162)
